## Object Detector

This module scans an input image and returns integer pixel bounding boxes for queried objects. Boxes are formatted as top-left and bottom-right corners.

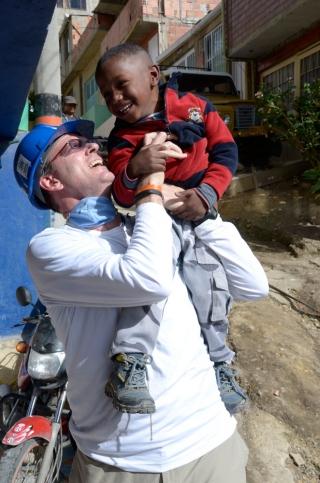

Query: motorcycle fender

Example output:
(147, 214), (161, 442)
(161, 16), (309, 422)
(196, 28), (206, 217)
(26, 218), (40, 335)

(2, 416), (52, 446)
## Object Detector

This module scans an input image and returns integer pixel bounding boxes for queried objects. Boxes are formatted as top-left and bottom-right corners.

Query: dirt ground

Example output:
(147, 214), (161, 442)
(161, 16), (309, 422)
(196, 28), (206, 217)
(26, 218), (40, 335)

(220, 179), (320, 483)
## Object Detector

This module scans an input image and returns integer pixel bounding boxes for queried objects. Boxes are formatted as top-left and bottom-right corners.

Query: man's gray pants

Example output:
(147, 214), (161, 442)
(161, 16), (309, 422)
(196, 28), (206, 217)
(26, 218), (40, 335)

(110, 218), (234, 363)
(69, 430), (248, 483)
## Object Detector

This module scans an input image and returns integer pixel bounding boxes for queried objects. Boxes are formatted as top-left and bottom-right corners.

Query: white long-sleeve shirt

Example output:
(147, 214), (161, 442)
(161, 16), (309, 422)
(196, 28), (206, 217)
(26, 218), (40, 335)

(27, 203), (236, 472)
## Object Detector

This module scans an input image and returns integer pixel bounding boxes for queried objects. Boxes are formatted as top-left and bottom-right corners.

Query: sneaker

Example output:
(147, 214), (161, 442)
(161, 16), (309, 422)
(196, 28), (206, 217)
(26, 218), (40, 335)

(214, 362), (248, 414)
(105, 353), (155, 414)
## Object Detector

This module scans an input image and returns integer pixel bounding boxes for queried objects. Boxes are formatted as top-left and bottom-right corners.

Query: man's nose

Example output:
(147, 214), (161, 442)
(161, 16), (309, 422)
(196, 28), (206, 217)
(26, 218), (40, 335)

(86, 141), (100, 152)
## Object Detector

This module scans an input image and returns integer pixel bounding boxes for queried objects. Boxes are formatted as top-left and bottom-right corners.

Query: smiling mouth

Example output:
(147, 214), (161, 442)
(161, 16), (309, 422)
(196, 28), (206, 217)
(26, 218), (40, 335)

(89, 159), (104, 168)
(118, 103), (132, 115)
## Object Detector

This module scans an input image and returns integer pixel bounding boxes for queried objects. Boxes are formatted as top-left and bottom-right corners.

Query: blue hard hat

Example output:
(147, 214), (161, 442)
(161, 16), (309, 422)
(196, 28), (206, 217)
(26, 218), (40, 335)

(14, 120), (95, 209)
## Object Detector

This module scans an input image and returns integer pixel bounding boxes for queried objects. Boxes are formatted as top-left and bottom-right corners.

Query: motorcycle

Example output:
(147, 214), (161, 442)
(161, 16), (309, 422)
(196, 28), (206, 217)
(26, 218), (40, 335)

(0, 287), (69, 483)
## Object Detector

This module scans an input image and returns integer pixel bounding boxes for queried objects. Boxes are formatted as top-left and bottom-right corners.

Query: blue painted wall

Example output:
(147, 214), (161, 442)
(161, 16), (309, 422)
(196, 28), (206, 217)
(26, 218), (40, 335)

(0, 134), (50, 337)
(0, 1), (56, 337)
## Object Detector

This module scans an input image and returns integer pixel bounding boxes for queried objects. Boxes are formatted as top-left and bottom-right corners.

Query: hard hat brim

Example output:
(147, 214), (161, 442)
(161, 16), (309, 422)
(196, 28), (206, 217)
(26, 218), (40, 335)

(45, 120), (95, 151)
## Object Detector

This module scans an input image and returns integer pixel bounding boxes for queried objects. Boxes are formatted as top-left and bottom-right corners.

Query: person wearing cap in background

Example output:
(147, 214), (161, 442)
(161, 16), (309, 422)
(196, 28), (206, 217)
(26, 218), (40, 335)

(13, 119), (249, 483)
(62, 95), (79, 122)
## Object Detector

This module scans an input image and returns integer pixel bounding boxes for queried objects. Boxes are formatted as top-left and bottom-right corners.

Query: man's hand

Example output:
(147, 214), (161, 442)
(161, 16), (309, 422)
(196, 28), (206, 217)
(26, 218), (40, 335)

(162, 184), (184, 210)
(127, 132), (186, 179)
(167, 189), (207, 221)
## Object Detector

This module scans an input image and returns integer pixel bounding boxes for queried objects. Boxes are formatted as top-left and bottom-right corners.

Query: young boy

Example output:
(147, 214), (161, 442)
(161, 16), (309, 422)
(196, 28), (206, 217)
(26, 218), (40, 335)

(95, 43), (269, 415)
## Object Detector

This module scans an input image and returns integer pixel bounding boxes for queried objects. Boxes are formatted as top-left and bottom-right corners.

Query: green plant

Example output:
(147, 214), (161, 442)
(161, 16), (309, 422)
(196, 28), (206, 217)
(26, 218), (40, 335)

(303, 167), (320, 194)
(255, 80), (320, 192)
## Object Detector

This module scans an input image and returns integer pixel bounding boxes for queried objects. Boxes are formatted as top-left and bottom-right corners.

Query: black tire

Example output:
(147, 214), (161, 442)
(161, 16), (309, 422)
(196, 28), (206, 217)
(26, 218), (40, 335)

(0, 436), (62, 482)
(0, 439), (46, 482)
(236, 136), (278, 168)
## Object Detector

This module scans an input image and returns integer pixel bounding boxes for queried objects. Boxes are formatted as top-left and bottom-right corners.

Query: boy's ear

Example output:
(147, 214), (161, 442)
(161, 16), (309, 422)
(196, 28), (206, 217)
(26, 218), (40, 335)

(150, 64), (160, 86)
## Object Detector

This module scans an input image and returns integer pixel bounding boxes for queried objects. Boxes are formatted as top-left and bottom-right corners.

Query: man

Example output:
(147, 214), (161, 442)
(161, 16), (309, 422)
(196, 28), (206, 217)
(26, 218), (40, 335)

(14, 119), (248, 482)
(62, 95), (79, 122)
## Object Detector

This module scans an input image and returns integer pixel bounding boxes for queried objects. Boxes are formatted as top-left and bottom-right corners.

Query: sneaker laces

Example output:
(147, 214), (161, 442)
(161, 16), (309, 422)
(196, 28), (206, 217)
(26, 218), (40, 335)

(120, 354), (151, 388)
(215, 364), (246, 397)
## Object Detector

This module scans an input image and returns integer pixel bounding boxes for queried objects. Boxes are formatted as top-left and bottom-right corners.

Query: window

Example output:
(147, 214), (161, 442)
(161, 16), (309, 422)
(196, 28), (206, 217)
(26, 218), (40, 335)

(57, 0), (86, 8)
(261, 45), (320, 96)
(301, 50), (320, 86)
(176, 50), (196, 69)
(84, 75), (98, 111)
(263, 63), (294, 92)
(204, 25), (225, 72)
(69, 0), (86, 9)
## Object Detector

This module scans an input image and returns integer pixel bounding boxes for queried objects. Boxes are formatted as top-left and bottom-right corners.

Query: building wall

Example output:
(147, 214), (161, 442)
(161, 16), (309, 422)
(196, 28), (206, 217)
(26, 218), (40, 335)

(158, 13), (222, 69)
(81, 52), (112, 128)
(62, 0), (223, 135)
(157, 8), (248, 98)
(258, 22), (320, 73)
(100, 0), (143, 51)
(259, 34), (320, 95)
(225, 0), (302, 52)
(100, 0), (220, 53)
(0, 136), (50, 341)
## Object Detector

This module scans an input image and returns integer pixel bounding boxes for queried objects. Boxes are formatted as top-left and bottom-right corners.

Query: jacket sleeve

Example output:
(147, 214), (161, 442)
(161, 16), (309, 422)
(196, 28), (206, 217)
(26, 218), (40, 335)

(197, 100), (238, 205)
(107, 133), (138, 208)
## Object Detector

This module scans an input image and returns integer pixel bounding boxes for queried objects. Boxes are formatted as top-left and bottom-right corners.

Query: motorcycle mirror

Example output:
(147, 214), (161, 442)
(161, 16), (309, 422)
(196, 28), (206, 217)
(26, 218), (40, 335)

(16, 286), (33, 307)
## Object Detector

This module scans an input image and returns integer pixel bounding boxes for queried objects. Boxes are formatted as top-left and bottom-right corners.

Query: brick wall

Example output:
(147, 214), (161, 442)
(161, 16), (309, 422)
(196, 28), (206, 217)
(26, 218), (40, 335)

(225, 0), (301, 50)
(100, 0), (143, 51)
(143, 0), (220, 20)
(144, 0), (221, 52)
(100, 0), (221, 54)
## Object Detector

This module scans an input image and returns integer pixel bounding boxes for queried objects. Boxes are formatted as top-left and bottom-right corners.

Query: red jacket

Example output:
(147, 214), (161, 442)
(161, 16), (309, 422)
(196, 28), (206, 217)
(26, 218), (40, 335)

(107, 75), (238, 208)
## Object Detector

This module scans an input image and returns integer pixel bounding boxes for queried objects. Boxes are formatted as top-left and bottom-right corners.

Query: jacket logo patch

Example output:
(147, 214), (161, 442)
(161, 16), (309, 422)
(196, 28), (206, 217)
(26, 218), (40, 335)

(187, 107), (203, 124)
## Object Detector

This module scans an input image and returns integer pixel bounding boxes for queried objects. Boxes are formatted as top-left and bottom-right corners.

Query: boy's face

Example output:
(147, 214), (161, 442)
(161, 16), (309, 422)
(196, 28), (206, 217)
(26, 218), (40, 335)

(96, 53), (160, 123)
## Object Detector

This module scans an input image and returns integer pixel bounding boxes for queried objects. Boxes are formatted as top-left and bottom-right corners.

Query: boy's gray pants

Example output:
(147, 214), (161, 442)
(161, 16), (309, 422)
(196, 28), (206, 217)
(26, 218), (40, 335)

(110, 218), (234, 364)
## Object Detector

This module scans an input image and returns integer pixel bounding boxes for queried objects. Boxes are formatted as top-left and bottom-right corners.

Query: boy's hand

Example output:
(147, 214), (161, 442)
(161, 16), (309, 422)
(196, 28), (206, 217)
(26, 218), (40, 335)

(127, 132), (186, 179)
(144, 131), (178, 146)
(168, 189), (207, 220)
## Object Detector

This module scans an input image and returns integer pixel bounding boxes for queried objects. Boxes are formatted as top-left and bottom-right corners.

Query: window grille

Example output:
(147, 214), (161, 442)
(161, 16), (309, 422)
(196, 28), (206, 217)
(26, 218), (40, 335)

(263, 63), (294, 92)
(176, 50), (196, 68)
(300, 50), (320, 87)
(204, 25), (225, 72)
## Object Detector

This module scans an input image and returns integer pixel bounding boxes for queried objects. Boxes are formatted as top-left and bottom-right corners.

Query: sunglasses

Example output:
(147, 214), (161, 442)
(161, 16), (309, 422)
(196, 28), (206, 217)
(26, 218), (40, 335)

(41, 137), (94, 175)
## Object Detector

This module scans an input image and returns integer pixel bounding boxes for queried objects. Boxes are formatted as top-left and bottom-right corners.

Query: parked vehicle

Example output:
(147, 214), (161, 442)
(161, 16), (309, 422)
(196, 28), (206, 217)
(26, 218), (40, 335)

(161, 67), (281, 167)
(0, 287), (69, 483)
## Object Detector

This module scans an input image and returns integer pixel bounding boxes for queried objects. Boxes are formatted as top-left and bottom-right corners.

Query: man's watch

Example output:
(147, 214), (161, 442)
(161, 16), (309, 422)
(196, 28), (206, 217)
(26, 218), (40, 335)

(192, 205), (218, 227)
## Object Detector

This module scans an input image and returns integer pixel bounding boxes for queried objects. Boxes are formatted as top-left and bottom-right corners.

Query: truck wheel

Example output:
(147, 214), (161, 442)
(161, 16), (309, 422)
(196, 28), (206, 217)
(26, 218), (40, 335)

(237, 136), (281, 168)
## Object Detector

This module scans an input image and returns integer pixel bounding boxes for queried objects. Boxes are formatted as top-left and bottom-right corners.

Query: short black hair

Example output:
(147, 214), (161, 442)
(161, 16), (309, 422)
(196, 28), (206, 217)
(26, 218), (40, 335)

(95, 43), (153, 80)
